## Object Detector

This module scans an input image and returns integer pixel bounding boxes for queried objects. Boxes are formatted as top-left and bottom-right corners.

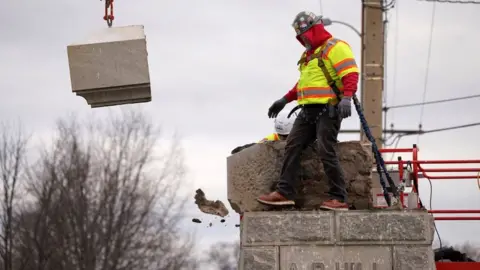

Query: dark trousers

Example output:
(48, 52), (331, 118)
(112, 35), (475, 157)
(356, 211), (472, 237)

(276, 105), (348, 203)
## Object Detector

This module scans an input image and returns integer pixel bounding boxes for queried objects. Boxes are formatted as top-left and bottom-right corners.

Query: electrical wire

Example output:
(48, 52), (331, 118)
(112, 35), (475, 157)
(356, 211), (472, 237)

(389, 0), (400, 123)
(427, 176), (443, 249)
(388, 134), (404, 161)
(420, 122), (480, 134)
(417, 0), (480, 3)
(417, 1), (437, 145)
(383, 121), (480, 159)
(384, 94), (480, 110)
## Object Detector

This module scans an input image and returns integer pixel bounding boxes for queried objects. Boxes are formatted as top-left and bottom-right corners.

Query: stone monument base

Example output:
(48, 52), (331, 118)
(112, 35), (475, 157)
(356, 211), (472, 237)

(239, 210), (435, 270)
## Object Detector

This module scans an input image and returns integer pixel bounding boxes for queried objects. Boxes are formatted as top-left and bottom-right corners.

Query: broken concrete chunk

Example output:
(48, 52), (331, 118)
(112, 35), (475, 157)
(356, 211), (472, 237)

(192, 218), (201, 223)
(194, 189), (229, 217)
(227, 140), (374, 213)
(67, 25), (151, 108)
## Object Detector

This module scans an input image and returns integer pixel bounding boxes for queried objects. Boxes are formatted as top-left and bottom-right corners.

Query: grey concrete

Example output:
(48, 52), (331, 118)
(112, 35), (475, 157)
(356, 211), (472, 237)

(335, 210), (434, 245)
(280, 246), (392, 270)
(239, 247), (279, 270)
(67, 25), (151, 108)
(238, 210), (436, 269)
(227, 141), (374, 214)
(78, 84), (151, 108)
(242, 211), (334, 246)
(371, 171), (400, 189)
(393, 246), (436, 270)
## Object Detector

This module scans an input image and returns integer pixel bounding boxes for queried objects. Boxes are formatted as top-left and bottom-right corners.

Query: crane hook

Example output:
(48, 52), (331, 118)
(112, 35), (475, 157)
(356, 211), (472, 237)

(103, 0), (114, 27)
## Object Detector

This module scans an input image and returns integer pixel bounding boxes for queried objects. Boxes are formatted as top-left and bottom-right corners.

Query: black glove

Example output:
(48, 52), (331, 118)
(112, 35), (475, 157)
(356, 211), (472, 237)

(338, 97), (352, 119)
(268, 97), (288, 118)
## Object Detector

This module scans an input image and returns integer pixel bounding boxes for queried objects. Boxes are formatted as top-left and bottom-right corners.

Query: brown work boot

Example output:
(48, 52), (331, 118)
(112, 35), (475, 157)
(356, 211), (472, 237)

(319, 199), (349, 211)
(257, 191), (295, 206)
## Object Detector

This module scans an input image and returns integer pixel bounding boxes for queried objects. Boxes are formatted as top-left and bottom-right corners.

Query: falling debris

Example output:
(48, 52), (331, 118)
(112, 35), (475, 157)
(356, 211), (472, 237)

(192, 218), (202, 224)
(220, 219), (225, 223)
(194, 189), (229, 217)
(235, 224), (240, 227)
(209, 222), (212, 227)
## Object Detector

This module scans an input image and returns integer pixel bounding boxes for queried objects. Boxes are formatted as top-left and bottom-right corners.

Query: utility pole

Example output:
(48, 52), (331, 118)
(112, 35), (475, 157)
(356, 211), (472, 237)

(360, 0), (385, 148)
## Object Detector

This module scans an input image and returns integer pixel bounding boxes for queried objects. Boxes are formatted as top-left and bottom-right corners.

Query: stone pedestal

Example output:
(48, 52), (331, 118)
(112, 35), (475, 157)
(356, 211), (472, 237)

(239, 210), (436, 270)
(67, 25), (151, 108)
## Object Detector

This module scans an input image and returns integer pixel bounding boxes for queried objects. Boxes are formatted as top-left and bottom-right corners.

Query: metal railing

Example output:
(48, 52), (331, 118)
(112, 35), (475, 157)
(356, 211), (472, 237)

(378, 145), (480, 221)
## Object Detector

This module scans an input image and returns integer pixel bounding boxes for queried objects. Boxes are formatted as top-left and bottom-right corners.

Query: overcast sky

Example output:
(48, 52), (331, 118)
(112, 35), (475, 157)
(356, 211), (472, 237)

(2, 0), (480, 257)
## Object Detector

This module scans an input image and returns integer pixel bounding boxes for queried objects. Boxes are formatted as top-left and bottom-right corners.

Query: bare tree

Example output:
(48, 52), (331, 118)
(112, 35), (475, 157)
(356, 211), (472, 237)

(203, 241), (239, 270)
(0, 123), (29, 270)
(15, 110), (198, 270)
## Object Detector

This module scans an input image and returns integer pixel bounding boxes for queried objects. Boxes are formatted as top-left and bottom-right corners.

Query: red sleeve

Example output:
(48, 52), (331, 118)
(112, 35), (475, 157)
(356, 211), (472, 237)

(341, 72), (359, 97)
(283, 82), (298, 102)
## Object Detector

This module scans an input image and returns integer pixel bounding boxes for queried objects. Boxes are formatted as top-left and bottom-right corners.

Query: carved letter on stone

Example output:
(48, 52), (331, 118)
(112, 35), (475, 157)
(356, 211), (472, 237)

(289, 263), (298, 270)
(312, 262), (325, 270)
(335, 262), (364, 270)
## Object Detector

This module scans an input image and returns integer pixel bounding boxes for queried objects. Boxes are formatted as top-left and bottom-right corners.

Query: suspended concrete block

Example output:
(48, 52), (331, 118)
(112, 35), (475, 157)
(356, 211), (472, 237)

(67, 25), (151, 108)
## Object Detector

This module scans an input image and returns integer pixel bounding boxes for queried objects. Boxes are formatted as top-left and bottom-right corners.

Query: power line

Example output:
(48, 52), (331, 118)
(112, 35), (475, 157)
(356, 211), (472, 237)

(417, 0), (480, 3)
(340, 122), (480, 138)
(417, 1), (437, 145)
(383, 93), (480, 110)
(417, 122), (480, 135)
(389, 0), (400, 123)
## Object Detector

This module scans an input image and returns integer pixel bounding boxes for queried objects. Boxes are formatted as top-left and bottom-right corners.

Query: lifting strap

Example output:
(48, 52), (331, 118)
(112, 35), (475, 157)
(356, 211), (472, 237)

(315, 50), (400, 207)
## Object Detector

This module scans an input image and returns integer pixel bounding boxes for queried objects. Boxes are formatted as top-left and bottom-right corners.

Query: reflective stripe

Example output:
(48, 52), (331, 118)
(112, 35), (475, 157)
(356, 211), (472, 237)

(297, 87), (336, 100)
(296, 37), (354, 105)
(333, 58), (357, 74)
(321, 38), (340, 58)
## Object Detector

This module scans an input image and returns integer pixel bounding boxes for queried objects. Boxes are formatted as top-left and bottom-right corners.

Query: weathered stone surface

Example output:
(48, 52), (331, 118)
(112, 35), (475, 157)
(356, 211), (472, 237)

(67, 25), (151, 108)
(194, 189), (229, 217)
(227, 140), (374, 213)
(280, 246), (392, 270)
(239, 247), (279, 270)
(241, 211), (334, 246)
(238, 211), (436, 269)
(335, 210), (434, 244)
(393, 246), (435, 270)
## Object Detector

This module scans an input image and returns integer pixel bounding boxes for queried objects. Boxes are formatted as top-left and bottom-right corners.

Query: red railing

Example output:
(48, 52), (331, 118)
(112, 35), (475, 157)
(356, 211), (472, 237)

(436, 262), (479, 270)
(377, 145), (480, 221)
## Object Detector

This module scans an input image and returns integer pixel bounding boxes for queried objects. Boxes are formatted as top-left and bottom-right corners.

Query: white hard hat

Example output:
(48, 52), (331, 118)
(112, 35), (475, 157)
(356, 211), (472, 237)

(274, 111), (297, 135)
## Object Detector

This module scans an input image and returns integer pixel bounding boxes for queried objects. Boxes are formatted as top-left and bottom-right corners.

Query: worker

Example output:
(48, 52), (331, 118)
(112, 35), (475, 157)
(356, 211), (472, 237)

(259, 111), (297, 142)
(256, 11), (359, 211)
(230, 112), (297, 155)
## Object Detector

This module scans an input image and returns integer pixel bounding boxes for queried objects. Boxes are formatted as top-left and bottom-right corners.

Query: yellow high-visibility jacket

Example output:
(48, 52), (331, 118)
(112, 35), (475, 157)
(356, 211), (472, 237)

(258, 133), (280, 143)
(296, 37), (359, 105)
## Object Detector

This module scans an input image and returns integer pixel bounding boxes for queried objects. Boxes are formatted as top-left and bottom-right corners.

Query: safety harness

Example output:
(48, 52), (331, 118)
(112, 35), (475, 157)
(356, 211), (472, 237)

(288, 44), (401, 207)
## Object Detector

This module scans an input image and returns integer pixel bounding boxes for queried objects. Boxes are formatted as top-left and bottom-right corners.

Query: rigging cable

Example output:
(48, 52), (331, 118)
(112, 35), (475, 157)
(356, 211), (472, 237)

(103, 0), (114, 27)
(417, 1), (437, 144)
(389, 0), (400, 125)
